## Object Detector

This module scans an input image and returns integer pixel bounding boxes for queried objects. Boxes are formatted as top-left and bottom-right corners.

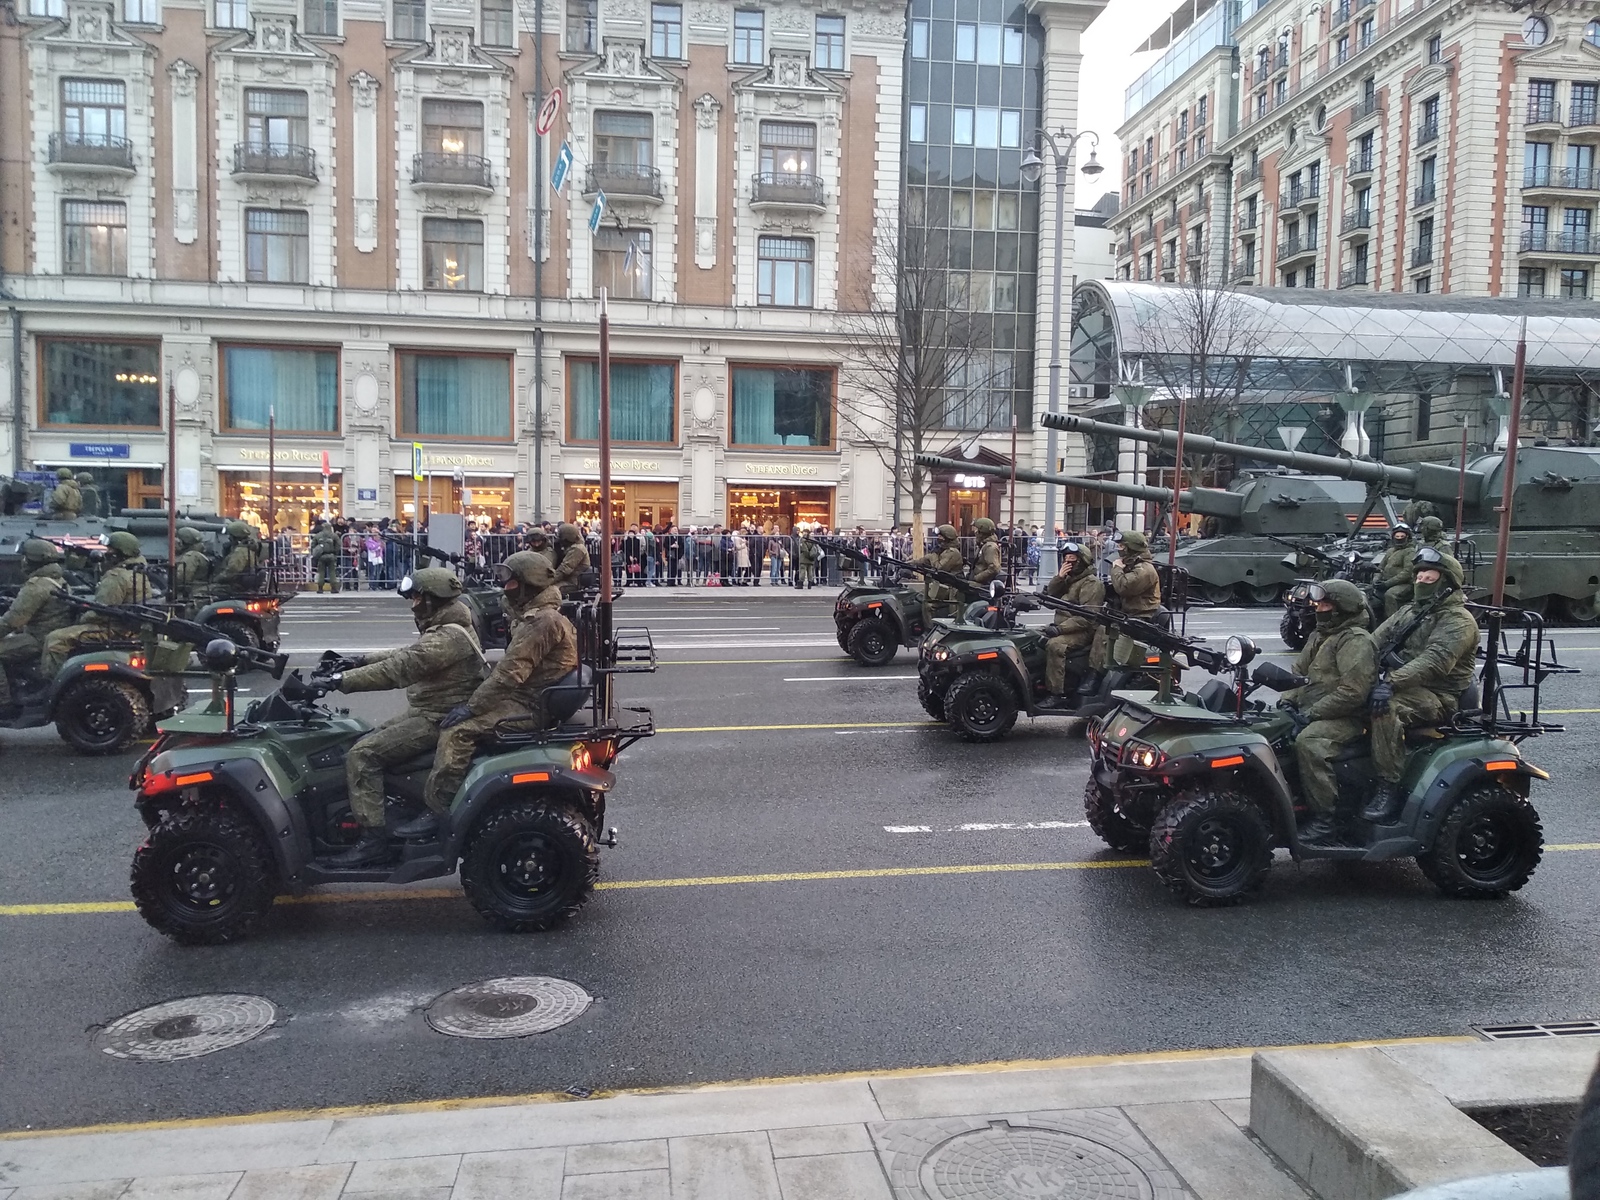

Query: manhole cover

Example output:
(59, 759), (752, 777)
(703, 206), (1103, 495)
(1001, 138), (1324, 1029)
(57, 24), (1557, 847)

(94, 994), (277, 1062)
(919, 1122), (1155, 1200)
(425, 976), (591, 1039)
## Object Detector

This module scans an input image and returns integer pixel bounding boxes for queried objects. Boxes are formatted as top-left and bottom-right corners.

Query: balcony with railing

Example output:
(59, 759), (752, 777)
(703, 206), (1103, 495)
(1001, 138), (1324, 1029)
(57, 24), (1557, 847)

(1231, 256), (1257, 281)
(1414, 182), (1437, 207)
(1351, 95), (1381, 123)
(583, 163), (663, 200)
(1527, 98), (1562, 127)
(750, 172), (825, 210)
(47, 131), (135, 174)
(1237, 212), (1260, 235)
(1570, 102), (1600, 133)
(1237, 163), (1264, 189)
(410, 152), (494, 191)
(231, 142), (318, 181)
(1415, 118), (1439, 146)
(1339, 266), (1370, 288)
(1520, 229), (1600, 255)
(1276, 235), (1318, 264)
(1522, 165), (1600, 192)
(1340, 209), (1372, 237)
(1279, 182), (1321, 210)
(1346, 152), (1375, 179)
(1411, 243), (1434, 268)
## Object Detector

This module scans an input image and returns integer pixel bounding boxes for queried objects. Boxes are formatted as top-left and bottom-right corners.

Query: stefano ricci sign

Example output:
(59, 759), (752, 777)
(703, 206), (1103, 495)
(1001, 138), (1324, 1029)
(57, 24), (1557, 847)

(740, 462), (821, 477)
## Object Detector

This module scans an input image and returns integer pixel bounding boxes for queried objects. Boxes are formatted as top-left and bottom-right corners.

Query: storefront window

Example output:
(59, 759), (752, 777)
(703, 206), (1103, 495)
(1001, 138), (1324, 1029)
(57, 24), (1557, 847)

(398, 352), (512, 439)
(395, 475), (514, 528)
(41, 339), (160, 427)
(730, 366), (833, 447)
(568, 359), (676, 444)
(221, 471), (341, 536)
(222, 345), (339, 432)
(725, 486), (834, 532)
(564, 481), (678, 531)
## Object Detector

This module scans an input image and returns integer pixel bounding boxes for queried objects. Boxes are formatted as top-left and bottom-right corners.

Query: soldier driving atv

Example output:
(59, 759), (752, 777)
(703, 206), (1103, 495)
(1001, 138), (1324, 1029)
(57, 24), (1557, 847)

(1042, 541), (1105, 704)
(552, 522), (591, 598)
(40, 531), (151, 676)
(1279, 579), (1378, 845)
(1365, 546), (1480, 824)
(1081, 529), (1161, 697)
(0, 539), (74, 706)
(318, 567), (488, 866)
(970, 518), (1003, 588)
(424, 552), (579, 831)
(909, 524), (965, 622)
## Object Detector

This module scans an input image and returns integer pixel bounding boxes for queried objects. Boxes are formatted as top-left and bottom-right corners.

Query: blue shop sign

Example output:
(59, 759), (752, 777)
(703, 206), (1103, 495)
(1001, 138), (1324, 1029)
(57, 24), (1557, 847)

(69, 442), (132, 459)
(357, 488), (378, 502)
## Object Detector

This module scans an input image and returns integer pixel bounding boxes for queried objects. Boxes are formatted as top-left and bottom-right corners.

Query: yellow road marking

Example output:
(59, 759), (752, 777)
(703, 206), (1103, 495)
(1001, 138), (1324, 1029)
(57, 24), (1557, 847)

(659, 720), (938, 733)
(1548, 843), (1600, 851)
(0, 1034), (1474, 1141)
(1547, 708), (1600, 714)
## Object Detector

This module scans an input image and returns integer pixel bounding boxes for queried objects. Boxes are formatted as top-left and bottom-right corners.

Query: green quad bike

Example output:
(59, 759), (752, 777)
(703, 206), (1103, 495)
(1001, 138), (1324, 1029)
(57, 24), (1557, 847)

(1, 637), (190, 755)
(126, 597), (657, 944)
(823, 540), (987, 668)
(1085, 606), (1567, 904)
(917, 565), (1190, 743)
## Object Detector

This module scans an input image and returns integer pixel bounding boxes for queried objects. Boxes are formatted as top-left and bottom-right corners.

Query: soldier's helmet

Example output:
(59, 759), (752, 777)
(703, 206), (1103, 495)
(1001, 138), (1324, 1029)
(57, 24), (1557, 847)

(177, 526), (204, 547)
(936, 523), (958, 541)
(398, 567), (463, 601)
(973, 517), (996, 536)
(557, 522), (582, 546)
(1060, 540), (1092, 568)
(526, 527), (551, 548)
(1411, 545), (1464, 588)
(226, 520), (253, 541)
(1390, 522), (1412, 542)
(56, 467), (74, 481)
(105, 530), (142, 559)
(1418, 515), (1446, 541)
(496, 550), (557, 591)
(1312, 578), (1367, 615)
(21, 538), (63, 566)
(1116, 529), (1149, 553)
(76, 472), (94, 485)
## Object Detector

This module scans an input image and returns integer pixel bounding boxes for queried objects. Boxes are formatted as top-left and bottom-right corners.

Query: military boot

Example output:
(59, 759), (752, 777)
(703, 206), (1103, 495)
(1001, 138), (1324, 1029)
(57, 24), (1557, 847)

(1075, 670), (1104, 698)
(325, 828), (389, 867)
(1362, 783), (1404, 825)
(392, 811), (441, 840)
(1298, 815), (1338, 845)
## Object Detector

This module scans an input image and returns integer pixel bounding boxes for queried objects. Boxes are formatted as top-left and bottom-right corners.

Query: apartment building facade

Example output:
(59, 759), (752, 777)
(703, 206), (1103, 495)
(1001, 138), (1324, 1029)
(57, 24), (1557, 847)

(0, 0), (1106, 535)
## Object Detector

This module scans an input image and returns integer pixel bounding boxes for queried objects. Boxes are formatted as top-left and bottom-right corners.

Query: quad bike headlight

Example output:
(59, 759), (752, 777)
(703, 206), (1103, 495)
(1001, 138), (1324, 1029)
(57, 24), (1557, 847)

(1121, 739), (1165, 770)
(1226, 635), (1257, 666)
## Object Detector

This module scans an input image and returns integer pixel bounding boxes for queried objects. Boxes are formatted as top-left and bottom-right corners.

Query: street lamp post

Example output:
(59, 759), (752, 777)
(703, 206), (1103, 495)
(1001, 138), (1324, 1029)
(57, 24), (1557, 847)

(1021, 129), (1101, 577)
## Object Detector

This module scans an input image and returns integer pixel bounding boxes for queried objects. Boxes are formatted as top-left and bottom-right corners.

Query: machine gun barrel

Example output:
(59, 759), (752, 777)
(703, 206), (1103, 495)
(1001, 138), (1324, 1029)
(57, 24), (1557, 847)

(66, 596), (288, 677)
(381, 533), (494, 584)
(1033, 592), (1229, 674)
(914, 453), (1245, 519)
(1264, 533), (1334, 562)
(821, 537), (987, 597)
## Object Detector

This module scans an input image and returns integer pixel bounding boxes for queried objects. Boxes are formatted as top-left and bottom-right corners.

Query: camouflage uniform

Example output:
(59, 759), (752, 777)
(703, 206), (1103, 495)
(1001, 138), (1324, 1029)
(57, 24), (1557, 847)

(1377, 527), (1416, 618)
(1284, 581), (1378, 817)
(309, 524), (341, 593)
(552, 524), (591, 597)
(1099, 531), (1162, 668)
(1043, 551), (1105, 696)
(0, 542), (74, 701)
(41, 535), (151, 675)
(214, 522), (261, 594)
(76, 473), (101, 518)
(47, 469), (82, 518)
(173, 528), (213, 600)
(909, 526), (965, 622)
(426, 565), (578, 814)
(337, 595), (486, 827)
(970, 519), (1003, 587)
(796, 534), (821, 588)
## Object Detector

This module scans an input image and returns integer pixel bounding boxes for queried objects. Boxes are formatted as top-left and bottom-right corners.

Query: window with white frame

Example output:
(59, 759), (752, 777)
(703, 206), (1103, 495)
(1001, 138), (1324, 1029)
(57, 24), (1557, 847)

(304, 0), (336, 34)
(393, 0), (425, 41)
(566, 0), (596, 51)
(733, 9), (763, 63)
(908, 103), (926, 143)
(123, 0), (158, 22)
(63, 200), (127, 275)
(482, 0), (513, 47)
(815, 14), (844, 69)
(422, 218), (484, 291)
(593, 227), (652, 300)
(910, 18), (928, 58)
(758, 121), (815, 177)
(214, 0), (247, 28)
(651, 2), (681, 56)
(245, 89), (309, 150)
(245, 209), (310, 283)
(30, 0), (65, 14)
(61, 79), (126, 148)
(756, 236), (813, 307)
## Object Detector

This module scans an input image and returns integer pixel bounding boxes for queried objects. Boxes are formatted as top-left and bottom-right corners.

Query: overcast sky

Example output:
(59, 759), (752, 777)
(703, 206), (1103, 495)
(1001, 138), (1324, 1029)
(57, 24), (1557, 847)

(1077, 0), (1164, 207)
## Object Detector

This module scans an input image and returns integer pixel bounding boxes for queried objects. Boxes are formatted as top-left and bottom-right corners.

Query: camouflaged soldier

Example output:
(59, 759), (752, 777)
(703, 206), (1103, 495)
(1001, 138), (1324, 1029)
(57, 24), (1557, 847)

(551, 522), (591, 597)
(909, 524), (965, 623)
(1042, 541), (1104, 701)
(321, 568), (488, 865)
(41, 530), (151, 675)
(1084, 529), (1162, 693)
(970, 517), (1003, 587)
(425, 552), (579, 823)
(173, 527), (214, 600)
(1279, 579), (1378, 845)
(1377, 524), (1416, 618)
(1364, 547), (1480, 824)
(214, 521), (262, 594)
(75, 473), (101, 518)
(46, 468), (82, 519)
(0, 539), (74, 704)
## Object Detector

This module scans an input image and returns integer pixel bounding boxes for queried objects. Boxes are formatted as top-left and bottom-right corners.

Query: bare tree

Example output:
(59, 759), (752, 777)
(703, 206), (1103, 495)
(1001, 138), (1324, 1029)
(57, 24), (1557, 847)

(836, 205), (1004, 549)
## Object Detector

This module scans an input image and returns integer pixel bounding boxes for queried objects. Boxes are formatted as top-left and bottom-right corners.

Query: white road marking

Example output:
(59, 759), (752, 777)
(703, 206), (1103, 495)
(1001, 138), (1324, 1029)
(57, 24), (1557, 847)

(785, 675), (919, 682)
(884, 820), (1090, 834)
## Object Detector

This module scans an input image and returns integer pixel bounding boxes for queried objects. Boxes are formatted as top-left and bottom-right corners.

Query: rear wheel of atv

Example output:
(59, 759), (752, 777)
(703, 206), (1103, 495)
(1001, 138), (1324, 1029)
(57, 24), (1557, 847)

(1150, 790), (1273, 906)
(847, 618), (898, 667)
(207, 616), (261, 651)
(130, 807), (277, 944)
(835, 624), (852, 653)
(1083, 779), (1151, 853)
(461, 800), (599, 932)
(944, 671), (1017, 743)
(917, 680), (947, 722)
(1416, 786), (1543, 898)
(1279, 610), (1309, 652)
(56, 678), (149, 755)
(1200, 583), (1236, 606)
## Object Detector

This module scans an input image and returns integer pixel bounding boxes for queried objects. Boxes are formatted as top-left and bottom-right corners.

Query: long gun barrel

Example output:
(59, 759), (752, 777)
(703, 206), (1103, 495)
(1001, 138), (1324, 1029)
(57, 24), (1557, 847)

(820, 537), (988, 597)
(1031, 592), (1229, 674)
(67, 597), (288, 677)
(914, 453), (1246, 519)
(1263, 533), (1334, 562)
(382, 533), (495, 585)
(1041, 413), (1477, 505)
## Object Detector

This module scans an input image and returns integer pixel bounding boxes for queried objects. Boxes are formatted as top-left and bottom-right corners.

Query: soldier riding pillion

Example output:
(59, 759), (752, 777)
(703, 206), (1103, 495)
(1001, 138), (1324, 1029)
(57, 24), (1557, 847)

(1041, 540), (1104, 703)
(0, 539), (74, 705)
(40, 531), (151, 676)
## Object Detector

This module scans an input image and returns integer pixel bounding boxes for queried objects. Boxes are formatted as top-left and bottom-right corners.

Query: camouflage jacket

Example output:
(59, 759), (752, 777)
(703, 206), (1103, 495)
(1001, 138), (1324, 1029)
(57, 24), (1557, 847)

(1374, 592), (1479, 703)
(338, 600), (485, 718)
(971, 537), (1003, 586)
(1288, 610), (1378, 722)
(1109, 552), (1161, 616)
(469, 592), (579, 714)
(1, 565), (73, 636)
(1044, 568), (1106, 638)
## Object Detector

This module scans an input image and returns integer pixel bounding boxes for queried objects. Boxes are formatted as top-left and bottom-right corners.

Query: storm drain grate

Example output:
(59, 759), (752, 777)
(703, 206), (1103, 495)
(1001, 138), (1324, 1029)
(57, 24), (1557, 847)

(94, 994), (278, 1062)
(425, 976), (591, 1039)
(1475, 1020), (1600, 1041)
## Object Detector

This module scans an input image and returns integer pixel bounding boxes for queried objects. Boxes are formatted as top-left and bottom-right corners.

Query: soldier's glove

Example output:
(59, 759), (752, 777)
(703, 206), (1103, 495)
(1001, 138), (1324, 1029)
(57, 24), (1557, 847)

(1289, 707), (1313, 734)
(440, 704), (473, 730)
(1368, 679), (1394, 715)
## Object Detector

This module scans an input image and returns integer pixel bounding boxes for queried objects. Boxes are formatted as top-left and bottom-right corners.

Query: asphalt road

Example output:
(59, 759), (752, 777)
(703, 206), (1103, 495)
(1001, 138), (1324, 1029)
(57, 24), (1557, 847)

(3, 587), (1599, 1132)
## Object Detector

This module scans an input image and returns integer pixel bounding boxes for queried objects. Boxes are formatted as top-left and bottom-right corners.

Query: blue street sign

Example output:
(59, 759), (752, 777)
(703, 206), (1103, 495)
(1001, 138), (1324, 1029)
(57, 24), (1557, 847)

(69, 442), (131, 459)
(589, 192), (607, 233)
(357, 488), (378, 502)
(551, 141), (573, 193)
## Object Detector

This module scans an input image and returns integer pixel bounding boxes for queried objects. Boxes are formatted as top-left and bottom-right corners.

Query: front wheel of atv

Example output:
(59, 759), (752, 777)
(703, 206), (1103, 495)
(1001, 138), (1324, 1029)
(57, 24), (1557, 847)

(460, 800), (599, 932)
(207, 616), (261, 652)
(130, 807), (278, 944)
(917, 680), (947, 722)
(1279, 610), (1309, 652)
(944, 671), (1018, 743)
(1416, 786), (1543, 898)
(847, 618), (898, 667)
(1083, 779), (1151, 853)
(1149, 790), (1273, 906)
(56, 678), (149, 755)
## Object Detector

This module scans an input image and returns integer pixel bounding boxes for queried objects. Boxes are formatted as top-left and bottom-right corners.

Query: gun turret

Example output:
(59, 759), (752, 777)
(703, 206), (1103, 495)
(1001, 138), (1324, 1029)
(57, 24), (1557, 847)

(66, 596), (288, 677)
(915, 453), (1245, 520)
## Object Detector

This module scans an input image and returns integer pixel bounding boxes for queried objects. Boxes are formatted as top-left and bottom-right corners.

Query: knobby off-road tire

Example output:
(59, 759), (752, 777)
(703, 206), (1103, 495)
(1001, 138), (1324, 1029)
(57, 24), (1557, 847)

(835, 624), (852, 653)
(206, 616), (261, 650)
(1149, 789), (1273, 906)
(1279, 610), (1310, 653)
(1083, 778), (1151, 854)
(1416, 785), (1543, 898)
(460, 800), (599, 932)
(56, 678), (150, 755)
(917, 681), (947, 722)
(130, 807), (278, 944)
(943, 670), (1018, 743)
(846, 618), (898, 667)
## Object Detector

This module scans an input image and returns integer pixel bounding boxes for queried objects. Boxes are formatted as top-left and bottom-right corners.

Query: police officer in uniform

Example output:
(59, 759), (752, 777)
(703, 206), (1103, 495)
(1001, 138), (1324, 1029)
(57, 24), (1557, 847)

(41, 531), (151, 675)
(970, 518), (1003, 588)
(47, 468), (82, 519)
(909, 524), (965, 622)
(321, 568), (488, 865)
(76, 473), (101, 518)
(425, 553), (578, 830)
(173, 527), (213, 601)
(551, 523), (591, 597)
(0, 539), (74, 704)
(1279, 579), (1378, 844)
(1042, 541), (1104, 702)
(1364, 548), (1480, 823)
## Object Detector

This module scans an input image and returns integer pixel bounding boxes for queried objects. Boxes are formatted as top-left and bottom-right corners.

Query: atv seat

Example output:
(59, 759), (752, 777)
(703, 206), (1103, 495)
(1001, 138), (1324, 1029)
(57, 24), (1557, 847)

(488, 667), (597, 743)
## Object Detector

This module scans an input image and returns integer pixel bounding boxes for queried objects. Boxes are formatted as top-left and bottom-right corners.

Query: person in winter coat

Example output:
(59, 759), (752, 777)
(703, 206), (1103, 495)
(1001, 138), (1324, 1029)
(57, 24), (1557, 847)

(1042, 542), (1104, 701)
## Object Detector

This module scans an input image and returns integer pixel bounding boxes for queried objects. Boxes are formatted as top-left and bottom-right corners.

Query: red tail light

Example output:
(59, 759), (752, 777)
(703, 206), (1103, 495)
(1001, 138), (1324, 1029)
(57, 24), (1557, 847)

(141, 769), (214, 796)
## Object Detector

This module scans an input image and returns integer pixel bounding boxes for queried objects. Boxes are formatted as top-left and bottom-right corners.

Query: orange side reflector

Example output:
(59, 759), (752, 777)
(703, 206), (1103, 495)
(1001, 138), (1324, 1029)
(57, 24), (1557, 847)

(1485, 760), (1519, 771)
(512, 771), (551, 784)
(1146, 655), (1161, 664)
(976, 651), (999, 660)
(1211, 755), (1246, 768)
(83, 663), (110, 672)
(867, 602), (882, 609)
(174, 771), (214, 786)
(215, 608), (235, 614)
